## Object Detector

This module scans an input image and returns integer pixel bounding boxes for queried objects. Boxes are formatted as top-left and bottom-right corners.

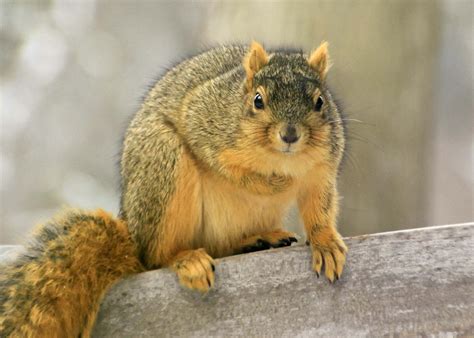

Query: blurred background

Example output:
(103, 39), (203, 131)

(0, 0), (472, 244)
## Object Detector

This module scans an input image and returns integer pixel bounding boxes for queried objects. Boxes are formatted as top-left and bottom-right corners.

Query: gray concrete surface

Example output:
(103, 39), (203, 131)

(93, 223), (474, 337)
(2, 223), (473, 336)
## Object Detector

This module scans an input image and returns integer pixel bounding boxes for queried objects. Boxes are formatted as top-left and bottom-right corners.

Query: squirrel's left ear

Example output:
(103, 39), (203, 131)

(243, 41), (269, 90)
(308, 41), (331, 81)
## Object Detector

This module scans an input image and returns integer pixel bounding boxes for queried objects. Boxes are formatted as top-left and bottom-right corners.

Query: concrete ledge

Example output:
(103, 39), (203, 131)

(93, 223), (474, 337)
(2, 223), (473, 336)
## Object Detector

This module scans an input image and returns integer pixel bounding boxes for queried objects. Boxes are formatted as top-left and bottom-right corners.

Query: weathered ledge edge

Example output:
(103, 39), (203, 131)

(1, 223), (473, 336)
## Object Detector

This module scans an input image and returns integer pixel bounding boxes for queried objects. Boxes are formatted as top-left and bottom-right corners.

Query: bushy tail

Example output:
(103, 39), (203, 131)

(0, 209), (144, 338)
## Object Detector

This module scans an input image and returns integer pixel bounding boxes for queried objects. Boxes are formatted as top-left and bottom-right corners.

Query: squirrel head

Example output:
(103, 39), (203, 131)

(234, 41), (342, 176)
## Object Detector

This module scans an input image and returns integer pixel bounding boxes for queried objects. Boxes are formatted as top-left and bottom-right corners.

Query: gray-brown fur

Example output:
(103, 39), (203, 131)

(120, 44), (345, 268)
(120, 112), (182, 267)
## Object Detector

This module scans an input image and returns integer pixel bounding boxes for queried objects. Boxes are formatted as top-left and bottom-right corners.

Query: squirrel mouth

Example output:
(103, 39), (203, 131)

(280, 145), (297, 154)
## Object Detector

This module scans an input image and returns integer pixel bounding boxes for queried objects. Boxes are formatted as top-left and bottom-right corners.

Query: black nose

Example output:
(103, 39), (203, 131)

(280, 125), (299, 144)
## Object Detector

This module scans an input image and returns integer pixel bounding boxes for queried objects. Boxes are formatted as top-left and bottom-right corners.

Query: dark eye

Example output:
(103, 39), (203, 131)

(315, 96), (324, 112)
(254, 93), (264, 110)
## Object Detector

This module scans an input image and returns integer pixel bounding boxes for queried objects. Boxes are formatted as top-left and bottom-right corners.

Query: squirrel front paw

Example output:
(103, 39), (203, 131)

(238, 229), (298, 254)
(310, 232), (347, 282)
(170, 248), (216, 293)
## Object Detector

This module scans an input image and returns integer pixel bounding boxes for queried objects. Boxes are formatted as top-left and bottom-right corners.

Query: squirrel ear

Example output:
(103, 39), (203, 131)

(243, 41), (269, 90)
(308, 41), (331, 81)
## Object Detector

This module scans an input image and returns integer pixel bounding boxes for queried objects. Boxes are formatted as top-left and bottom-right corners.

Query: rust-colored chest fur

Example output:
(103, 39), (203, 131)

(196, 168), (298, 258)
(152, 147), (302, 265)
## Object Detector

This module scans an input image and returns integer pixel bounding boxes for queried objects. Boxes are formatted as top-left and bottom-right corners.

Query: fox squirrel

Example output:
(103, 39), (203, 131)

(0, 41), (347, 337)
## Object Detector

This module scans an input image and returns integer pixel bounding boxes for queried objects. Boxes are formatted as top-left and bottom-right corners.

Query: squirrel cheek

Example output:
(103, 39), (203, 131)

(261, 125), (280, 148)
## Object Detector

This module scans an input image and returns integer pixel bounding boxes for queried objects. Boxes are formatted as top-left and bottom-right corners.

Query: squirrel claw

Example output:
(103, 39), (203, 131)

(310, 233), (347, 282)
(241, 239), (271, 253)
(239, 230), (298, 254)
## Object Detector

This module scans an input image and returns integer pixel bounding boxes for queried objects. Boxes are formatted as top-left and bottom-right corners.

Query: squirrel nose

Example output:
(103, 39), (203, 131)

(280, 125), (300, 144)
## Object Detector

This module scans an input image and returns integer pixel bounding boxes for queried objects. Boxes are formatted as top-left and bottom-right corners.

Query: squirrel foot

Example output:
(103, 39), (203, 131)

(310, 231), (347, 282)
(170, 248), (215, 293)
(238, 229), (298, 254)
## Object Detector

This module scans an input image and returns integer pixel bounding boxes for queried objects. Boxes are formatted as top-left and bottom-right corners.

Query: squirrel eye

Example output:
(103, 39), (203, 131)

(315, 96), (324, 112)
(254, 93), (264, 110)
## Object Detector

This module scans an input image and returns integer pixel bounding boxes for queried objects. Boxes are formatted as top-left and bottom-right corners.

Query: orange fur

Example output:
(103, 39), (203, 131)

(219, 119), (332, 179)
(144, 136), (305, 292)
(169, 249), (215, 293)
(243, 41), (269, 90)
(197, 168), (296, 258)
(153, 148), (203, 267)
(154, 146), (300, 293)
(298, 166), (347, 282)
(0, 209), (143, 337)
